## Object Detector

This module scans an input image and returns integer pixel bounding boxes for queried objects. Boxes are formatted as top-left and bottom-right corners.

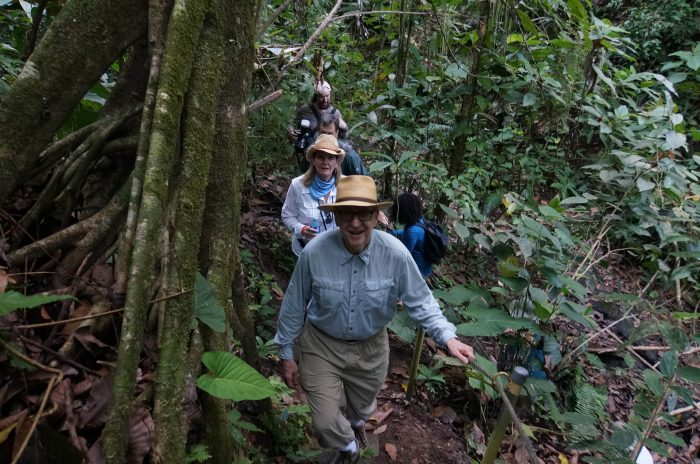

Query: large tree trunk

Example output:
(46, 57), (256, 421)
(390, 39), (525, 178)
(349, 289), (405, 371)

(0, 0), (147, 203)
(197, 2), (259, 460)
(101, 0), (209, 460)
(151, 0), (231, 461)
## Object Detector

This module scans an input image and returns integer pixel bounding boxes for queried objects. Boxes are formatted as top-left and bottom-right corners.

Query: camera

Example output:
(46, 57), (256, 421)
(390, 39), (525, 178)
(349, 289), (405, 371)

(295, 119), (313, 153)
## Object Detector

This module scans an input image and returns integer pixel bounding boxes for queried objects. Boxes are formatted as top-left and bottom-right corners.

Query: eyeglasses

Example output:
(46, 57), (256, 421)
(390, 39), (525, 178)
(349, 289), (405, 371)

(336, 210), (376, 224)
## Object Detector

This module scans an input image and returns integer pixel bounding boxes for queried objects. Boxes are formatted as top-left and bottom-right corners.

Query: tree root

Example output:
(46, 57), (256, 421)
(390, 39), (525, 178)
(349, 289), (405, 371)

(7, 179), (130, 267)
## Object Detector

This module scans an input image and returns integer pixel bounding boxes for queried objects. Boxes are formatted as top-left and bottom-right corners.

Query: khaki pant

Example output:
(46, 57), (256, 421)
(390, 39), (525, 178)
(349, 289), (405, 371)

(298, 321), (390, 449)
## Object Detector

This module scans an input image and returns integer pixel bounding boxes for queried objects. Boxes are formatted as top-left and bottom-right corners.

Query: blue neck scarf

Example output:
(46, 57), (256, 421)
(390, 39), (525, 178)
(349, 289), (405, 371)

(309, 175), (335, 201)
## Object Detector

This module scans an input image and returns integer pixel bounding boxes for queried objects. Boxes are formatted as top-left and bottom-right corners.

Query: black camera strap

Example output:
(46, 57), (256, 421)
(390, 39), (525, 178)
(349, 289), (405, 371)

(317, 199), (333, 231)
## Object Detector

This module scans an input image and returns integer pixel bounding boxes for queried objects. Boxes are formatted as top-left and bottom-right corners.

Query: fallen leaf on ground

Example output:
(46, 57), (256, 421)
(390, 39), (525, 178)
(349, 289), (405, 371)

(373, 424), (387, 435)
(384, 442), (398, 460)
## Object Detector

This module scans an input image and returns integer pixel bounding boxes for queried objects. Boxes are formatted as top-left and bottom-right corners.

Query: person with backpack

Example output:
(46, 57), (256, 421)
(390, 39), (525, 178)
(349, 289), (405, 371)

(382, 193), (447, 278)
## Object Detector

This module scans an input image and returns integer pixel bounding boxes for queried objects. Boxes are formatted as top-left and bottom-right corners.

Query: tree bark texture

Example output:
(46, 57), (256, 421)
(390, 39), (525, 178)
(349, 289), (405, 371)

(197, 1), (260, 461)
(113, 0), (175, 302)
(151, 1), (230, 461)
(101, 0), (209, 461)
(433, 0), (491, 223)
(0, 0), (147, 203)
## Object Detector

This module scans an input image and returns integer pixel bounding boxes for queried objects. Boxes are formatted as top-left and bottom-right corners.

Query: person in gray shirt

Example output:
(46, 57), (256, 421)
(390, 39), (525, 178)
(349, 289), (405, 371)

(275, 176), (475, 464)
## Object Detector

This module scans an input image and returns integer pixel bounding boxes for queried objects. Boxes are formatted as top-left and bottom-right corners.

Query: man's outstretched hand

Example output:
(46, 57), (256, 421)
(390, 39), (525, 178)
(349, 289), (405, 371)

(281, 359), (301, 389)
(446, 338), (476, 365)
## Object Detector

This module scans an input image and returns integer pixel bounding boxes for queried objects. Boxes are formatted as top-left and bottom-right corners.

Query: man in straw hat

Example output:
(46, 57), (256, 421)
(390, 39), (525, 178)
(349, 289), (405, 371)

(275, 176), (475, 463)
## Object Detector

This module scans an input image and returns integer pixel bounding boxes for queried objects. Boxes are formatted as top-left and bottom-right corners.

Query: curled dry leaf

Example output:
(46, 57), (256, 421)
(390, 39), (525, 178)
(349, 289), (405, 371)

(373, 424), (388, 435)
(127, 406), (154, 464)
(384, 442), (398, 461)
(369, 403), (394, 426)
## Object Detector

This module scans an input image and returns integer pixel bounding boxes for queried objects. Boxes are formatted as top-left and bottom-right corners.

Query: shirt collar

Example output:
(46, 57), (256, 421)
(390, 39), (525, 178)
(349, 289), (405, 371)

(337, 230), (373, 264)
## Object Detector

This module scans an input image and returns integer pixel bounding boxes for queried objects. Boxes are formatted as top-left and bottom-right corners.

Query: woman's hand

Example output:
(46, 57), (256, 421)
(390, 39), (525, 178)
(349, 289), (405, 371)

(301, 225), (318, 239)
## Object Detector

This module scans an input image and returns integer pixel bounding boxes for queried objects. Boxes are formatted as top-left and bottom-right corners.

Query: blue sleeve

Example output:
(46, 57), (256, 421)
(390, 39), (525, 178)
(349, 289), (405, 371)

(402, 225), (422, 254)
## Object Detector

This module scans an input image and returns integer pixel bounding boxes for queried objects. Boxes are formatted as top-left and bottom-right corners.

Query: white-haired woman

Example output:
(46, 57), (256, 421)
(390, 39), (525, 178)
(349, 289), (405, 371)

(282, 134), (345, 256)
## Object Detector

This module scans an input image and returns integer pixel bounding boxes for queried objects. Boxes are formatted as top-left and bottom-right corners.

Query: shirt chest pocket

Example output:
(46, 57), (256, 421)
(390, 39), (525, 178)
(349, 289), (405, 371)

(312, 279), (346, 309)
(364, 279), (395, 308)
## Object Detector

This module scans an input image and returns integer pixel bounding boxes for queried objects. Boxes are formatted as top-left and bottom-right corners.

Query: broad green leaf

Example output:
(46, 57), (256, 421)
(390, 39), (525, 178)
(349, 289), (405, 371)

(558, 301), (594, 328)
(656, 428), (686, 447)
(197, 351), (275, 401)
(194, 273), (226, 333)
(599, 170), (619, 183)
(397, 151), (419, 165)
(528, 287), (548, 305)
(671, 385), (695, 406)
(439, 204), (460, 219)
(614, 105), (628, 118)
(659, 351), (678, 378)
(561, 412), (596, 425)
(664, 131), (686, 150)
(644, 369), (664, 396)
(516, 9), (537, 34)
(678, 367), (700, 383)
(561, 277), (587, 302)
(454, 223), (470, 240)
(566, 0), (587, 21)
(523, 378), (557, 399)
(507, 34), (524, 44)
(0, 291), (75, 317)
(445, 63), (468, 80)
(591, 293), (639, 302)
(492, 243), (515, 260)
(500, 276), (529, 292)
(610, 427), (636, 450)
(369, 161), (393, 172)
(513, 236), (533, 259)
(538, 205), (564, 219)
(636, 177), (655, 192)
(456, 309), (542, 337)
(465, 353), (499, 398)
(388, 310), (418, 343)
(522, 93), (536, 106)
(534, 301), (554, 321)
(672, 312), (700, 319)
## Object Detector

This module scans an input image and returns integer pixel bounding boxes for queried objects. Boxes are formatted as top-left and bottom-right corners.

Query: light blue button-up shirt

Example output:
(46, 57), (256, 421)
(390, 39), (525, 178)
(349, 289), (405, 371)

(274, 228), (457, 360)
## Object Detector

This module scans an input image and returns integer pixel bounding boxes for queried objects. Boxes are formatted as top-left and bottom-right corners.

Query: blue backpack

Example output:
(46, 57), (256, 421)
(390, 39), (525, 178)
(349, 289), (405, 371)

(419, 221), (448, 264)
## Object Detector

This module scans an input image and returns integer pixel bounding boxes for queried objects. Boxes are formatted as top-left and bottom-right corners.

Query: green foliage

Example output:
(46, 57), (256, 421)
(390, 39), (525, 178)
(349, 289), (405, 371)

(184, 444), (211, 463)
(196, 351), (276, 401)
(193, 272), (226, 332)
(258, 376), (317, 462)
(0, 291), (75, 316)
(0, 3), (30, 91)
(416, 359), (447, 396)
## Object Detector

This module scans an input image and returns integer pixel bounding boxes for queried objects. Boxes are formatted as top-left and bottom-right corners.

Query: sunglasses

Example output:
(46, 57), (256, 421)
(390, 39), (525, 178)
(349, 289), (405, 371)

(336, 210), (376, 224)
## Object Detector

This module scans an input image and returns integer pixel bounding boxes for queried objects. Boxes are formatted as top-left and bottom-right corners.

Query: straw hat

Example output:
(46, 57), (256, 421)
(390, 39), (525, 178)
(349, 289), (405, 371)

(319, 176), (394, 211)
(306, 134), (345, 164)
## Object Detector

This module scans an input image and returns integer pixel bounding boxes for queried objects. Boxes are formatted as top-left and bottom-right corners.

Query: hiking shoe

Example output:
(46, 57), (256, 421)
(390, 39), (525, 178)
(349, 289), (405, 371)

(329, 449), (359, 464)
(352, 424), (368, 449)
